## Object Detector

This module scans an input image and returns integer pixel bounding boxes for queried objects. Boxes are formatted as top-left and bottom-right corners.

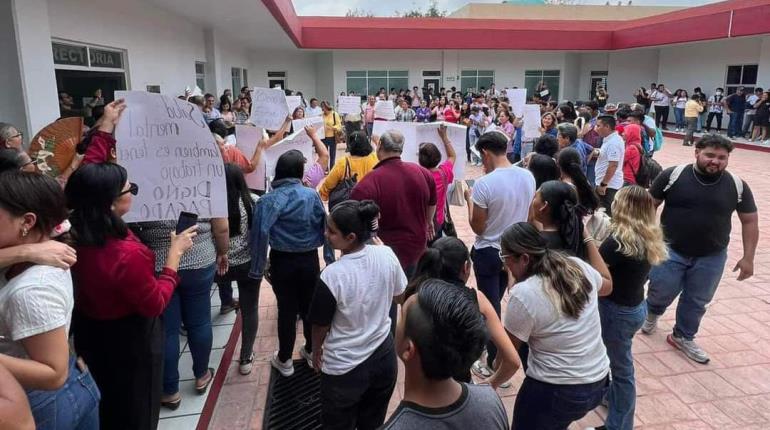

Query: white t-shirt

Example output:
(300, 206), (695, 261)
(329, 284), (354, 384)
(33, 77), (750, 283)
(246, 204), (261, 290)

(594, 132), (625, 189)
(318, 245), (407, 375)
(652, 90), (670, 107)
(472, 166), (536, 250)
(0, 265), (73, 359)
(305, 106), (323, 117)
(746, 94), (759, 115)
(504, 257), (609, 385)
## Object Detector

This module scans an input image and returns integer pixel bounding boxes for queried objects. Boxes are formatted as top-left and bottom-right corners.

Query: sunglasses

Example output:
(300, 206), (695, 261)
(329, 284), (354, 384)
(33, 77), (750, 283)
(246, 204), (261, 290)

(120, 182), (139, 196)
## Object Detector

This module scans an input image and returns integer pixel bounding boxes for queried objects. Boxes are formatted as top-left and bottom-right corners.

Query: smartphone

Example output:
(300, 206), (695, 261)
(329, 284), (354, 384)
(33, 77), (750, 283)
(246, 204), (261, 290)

(176, 211), (198, 234)
(465, 179), (475, 188)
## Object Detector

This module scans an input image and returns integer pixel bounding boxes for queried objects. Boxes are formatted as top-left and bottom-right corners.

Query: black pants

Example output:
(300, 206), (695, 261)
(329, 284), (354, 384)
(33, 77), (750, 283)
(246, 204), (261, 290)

(599, 187), (618, 217)
(73, 312), (162, 430)
(654, 105), (670, 129)
(512, 375), (609, 430)
(706, 112), (723, 132)
(320, 336), (397, 430)
(215, 261), (261, 362)
(323, 137), (337, 170)
(269, 249), (320, 362)
(471, 246), (508, 368)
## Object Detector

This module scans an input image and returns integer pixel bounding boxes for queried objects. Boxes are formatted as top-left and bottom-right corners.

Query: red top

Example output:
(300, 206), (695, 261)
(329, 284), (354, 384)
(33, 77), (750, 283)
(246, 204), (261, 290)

(622, 124), (642, 185)
(443, 107), (459, 124)
(350, 157), (436, 269)
(71, 230), (180, 320)
(82, 130), (116, 165)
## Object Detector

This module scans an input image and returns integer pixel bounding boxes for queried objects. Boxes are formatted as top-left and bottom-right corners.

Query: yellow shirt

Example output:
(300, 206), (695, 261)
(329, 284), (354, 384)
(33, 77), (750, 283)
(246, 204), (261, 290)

(319, 152), (379, 200)
(685, 99), (704, 118)
(323, 111), (342, 138)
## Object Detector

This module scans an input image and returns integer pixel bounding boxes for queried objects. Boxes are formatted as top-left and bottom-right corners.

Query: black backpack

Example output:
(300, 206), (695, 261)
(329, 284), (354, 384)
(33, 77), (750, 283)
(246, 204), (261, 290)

(633, 145), (661, 188)
(328, 158), (357, 210)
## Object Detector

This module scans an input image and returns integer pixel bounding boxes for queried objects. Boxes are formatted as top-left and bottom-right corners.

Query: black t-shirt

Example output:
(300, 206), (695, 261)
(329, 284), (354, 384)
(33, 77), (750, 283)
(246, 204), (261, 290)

(649, 165), (757, 257)
(599, 236), (651, 307)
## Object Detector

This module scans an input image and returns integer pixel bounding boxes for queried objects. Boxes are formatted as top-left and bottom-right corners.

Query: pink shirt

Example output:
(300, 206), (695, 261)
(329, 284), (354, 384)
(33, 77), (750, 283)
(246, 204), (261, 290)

(431, 159), (455, 225)
(364, 104), (376, 123)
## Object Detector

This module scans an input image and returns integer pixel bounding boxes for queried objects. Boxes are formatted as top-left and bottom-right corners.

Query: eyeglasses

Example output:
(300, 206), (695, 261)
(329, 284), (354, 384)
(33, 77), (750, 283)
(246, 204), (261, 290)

(10, 132), (22, 139)
(498, 250), (514, 262)
(120, 182), (139, 196)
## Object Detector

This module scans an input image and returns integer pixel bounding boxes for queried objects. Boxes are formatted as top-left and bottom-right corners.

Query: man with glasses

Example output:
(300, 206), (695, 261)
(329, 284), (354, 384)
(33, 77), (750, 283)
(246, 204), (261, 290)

(0, 123), (24, 150)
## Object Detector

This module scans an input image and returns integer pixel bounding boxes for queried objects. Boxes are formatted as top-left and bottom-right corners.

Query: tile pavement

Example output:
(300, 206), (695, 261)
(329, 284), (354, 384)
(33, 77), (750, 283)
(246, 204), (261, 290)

(203, 138), (770, 429)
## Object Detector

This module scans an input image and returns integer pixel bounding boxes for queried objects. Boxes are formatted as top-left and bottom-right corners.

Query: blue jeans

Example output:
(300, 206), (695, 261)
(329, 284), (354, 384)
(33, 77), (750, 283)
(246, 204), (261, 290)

(647, 248), (727, 341)
(587, 158), (597, 186)
(472, 246), (507, 368)
(728, 112), (744, 137)
(512, 375), (609, 430)
(163, 264), (215, 395)
(674, 107), (685, 129)
(27, 356), (101, 430)
(599, 299), (646, 430)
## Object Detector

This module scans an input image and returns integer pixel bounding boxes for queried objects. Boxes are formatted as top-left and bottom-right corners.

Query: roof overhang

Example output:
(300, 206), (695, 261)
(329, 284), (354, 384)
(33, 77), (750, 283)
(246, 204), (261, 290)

(264, 0), (770, 51)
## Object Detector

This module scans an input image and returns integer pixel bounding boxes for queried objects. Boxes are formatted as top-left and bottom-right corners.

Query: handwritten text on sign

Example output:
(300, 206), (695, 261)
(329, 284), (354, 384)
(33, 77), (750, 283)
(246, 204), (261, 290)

(115, 91), (227, 222)
(249, 87), (289, 130)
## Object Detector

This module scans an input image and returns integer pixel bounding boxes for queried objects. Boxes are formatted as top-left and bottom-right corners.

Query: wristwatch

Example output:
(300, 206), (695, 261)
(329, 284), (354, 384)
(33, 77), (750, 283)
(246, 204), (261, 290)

(600, 182), (608, 187)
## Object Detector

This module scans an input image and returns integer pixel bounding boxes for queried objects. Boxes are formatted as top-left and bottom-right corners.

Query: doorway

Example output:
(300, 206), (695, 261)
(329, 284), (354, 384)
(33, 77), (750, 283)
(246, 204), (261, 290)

(268, 71), (287, 90)
(590, 71), (608, 100)
(422, 70), (441, 99)
(55, 69), (126, 124)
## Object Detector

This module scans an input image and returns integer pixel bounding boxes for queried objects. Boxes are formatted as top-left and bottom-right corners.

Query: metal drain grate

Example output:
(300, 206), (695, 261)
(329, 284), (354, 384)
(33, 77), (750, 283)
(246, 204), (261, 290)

(264, 360), (322, 429)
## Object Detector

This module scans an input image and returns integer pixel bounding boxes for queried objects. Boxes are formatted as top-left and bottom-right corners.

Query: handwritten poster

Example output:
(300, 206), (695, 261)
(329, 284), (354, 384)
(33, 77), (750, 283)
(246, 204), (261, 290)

(292, 116), (324, 135)
(249, 87), (289, 130)
(506, 88), (527, 118)
(286, 95), (302, 115)
(522, 104), (542, 140)
(338, 96), (362, 115)
(263, 129), (315, 179)
(372, 120), (468, 179)
(374, 100), (396, 120)
(114, 91), (227, 222)
(235, 124), (267, 190)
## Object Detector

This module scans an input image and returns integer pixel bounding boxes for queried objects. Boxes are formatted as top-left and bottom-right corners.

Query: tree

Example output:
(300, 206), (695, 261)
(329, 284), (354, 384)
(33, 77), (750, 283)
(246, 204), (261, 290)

(345, 8), (374, 18)
(396, 0), (446, 18)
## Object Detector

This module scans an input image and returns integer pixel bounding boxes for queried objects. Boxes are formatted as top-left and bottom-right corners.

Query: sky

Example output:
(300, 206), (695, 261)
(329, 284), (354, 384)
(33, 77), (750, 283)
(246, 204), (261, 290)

(293, 0), (722, 16)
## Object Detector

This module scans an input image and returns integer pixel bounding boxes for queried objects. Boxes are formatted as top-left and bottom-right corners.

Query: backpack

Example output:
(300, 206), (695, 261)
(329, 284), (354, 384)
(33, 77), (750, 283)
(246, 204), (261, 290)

(632, 145), (653, 187)
(328, 158), (357, 210)
(652, 126), (664, 152)
(663, 164), (743, 204)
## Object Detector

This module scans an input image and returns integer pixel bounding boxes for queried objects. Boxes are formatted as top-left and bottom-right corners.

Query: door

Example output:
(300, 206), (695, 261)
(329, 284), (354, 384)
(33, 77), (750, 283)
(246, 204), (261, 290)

(268, 78), (286, 90)
(590, 73), (608, 100)
(423, 78), (440, 99)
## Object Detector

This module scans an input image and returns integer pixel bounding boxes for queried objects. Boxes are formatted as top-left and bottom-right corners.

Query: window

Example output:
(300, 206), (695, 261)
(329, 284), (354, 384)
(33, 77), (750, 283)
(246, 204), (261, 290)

(195, 61), (206, 92)
(231, 67), (243, 94)
(725, 64), (758, 95)
(460, 70), (494, 94)
(242, 69), (248, 88)
(525, 70), (561, 101)
(346, 70), (409, 96)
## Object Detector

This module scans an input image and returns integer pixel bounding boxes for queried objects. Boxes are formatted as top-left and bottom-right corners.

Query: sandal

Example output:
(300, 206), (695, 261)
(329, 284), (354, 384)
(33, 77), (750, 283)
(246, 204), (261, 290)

(195, 368), (215, 395)
(160, 393), (182, 410)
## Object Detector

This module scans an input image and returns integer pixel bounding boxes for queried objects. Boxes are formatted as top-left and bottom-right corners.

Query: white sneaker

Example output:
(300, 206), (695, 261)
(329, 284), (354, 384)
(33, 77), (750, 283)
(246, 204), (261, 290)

(239, 352), (255, 375)
(471, 359), (492, 378)
(667, 334), (710, 364)
(271, 351), (294, 377)
(641, 313), (659, 335)
(299, 345), (314, 369)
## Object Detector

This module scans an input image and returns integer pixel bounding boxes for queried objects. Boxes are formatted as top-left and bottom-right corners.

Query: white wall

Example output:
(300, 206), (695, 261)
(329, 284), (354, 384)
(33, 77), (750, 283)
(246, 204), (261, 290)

(315, 52), (334, 104)
(214, 32), (252, 96)
(577, 53), (609, 102)
(758, 36), (770, 89)
(607, 48), (659, 104)
(563, 53), (581, 102)
(47, 0), (207, 97)
(331, 50), (444, 98)
(658, 38), (762, 94)
(248, 49), (317, 99)
(457, 50), (566, 91)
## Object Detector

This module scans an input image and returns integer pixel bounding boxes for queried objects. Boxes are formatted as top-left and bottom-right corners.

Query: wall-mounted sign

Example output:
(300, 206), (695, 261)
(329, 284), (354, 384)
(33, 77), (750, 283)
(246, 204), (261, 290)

(51, 41), (125, 70)
(52, 43), (88, 67)
(90, 48), (123, 69)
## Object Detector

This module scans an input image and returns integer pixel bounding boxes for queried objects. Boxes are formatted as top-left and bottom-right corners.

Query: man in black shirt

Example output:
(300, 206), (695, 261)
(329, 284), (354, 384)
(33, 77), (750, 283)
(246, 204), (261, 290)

(643, 134), (758, 364)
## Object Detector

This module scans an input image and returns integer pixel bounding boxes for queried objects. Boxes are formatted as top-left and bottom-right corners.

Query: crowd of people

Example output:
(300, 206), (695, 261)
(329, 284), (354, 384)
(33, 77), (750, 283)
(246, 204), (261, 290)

(0, 78), (760, 430)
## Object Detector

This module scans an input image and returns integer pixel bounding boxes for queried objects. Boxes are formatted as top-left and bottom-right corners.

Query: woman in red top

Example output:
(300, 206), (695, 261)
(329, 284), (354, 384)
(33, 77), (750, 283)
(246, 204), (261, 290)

(66, 163), (197, 430)
(443, 100), (461, 124)
(621, 123), (643, 186)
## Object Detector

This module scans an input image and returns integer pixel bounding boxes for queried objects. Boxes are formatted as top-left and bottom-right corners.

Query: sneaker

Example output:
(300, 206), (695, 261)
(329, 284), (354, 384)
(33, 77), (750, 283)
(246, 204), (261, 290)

(271, 351), (294, 377)
(641, 313), (659, 335)
(299, 345), (314, 369)
(239, 352), (255, 375)
(219, 300), (240, 315)
(471, 360), (492, 378)
(667, 334), (710, 364)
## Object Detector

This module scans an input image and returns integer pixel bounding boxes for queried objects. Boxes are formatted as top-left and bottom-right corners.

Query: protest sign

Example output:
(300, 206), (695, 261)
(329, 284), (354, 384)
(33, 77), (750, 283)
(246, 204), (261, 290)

(286, 95), (302, 114)
(235, 124), (267, 190)
(522, 104), (542, 140)
(263, 129), (315, 179)
(249, 87), (289, 130)
(338, 96), (362, 115)
(506, 88), (527, 118)
(292, 116), (324, 135)
(372, 120), (468, 179)
(374, 100), (395, 120)
(114, 91), (227, 222)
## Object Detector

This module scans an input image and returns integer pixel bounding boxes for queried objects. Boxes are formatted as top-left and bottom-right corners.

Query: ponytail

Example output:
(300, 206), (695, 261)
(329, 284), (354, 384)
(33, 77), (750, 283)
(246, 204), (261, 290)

(557, 148), (599, 213)
(329, 200), (380, 245)
(539, 181), (586, 256)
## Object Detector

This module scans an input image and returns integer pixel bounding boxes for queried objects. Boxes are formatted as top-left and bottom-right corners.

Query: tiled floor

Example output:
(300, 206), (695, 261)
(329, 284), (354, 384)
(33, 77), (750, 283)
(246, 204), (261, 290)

(202, 137), (770, 429)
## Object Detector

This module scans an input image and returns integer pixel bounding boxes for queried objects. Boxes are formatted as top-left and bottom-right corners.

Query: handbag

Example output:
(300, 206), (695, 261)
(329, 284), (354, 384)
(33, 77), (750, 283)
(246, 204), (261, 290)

(447, 180), (466, 206)
(437, 170), (457, 237)
(332, 112), (345, 143)
(328, 157), (357, 210)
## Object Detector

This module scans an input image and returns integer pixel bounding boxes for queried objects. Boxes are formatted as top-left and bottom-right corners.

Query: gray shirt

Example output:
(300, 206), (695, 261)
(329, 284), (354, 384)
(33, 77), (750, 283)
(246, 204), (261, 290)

(381, 383), (508, 430)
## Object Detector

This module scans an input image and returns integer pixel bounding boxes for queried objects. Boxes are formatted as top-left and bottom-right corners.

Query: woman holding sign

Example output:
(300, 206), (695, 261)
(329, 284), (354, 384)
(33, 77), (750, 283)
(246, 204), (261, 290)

(322, 101), (343, 171)
(66, 163), (198, 428)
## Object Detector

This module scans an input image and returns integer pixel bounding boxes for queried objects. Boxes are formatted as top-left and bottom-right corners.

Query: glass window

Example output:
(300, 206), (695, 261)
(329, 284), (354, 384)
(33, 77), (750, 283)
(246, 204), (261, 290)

(231, 68), (242, 95)
(725, 64), (758, 95)
(726, 66), (742, 85)
(525, 70), (561, 100)
(243, 69), (248, 87)
(345, 71), (409, 95)
(460, 70), (495, 93)
(195, 61), (206, 92)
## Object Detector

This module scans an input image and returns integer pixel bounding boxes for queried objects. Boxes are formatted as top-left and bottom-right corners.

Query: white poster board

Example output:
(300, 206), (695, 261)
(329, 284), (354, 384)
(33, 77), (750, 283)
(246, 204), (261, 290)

(372, 121), (468, 180)
(114, 90), (227, 222)
(263, 129), (315, 179)
(249, 87), (289, 130)
(506, 88), (527, 118)
(523, 104), (542, 140)
(286, 95), (302, 114)
(235, 124), (267, 190)
(292, 117), (324, 135)
(374, 100), (396, 120)
(338, 96), (362, 115)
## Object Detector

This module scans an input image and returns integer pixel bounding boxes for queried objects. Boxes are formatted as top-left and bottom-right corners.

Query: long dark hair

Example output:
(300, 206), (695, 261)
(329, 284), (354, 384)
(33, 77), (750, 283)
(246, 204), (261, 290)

(65, 163), (129, 246)
(329, 200), (380, 245)
(501, 222), (592, 319)
(406, 237), (469, 299)
(0, 171), (67, 237)
(557, 148), (599, 213)
(224, 163), (253, 237)
(528, 154), (559, 188)
(538, 180), (585, 257)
